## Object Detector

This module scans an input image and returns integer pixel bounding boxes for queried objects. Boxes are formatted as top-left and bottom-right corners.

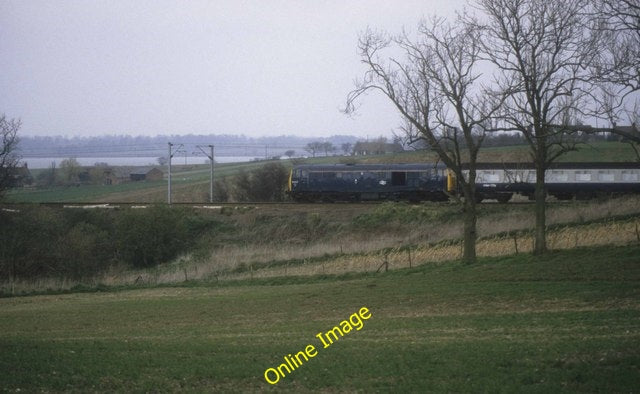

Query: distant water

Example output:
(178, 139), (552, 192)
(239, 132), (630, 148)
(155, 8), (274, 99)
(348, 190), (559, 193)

(22, 156), (262, 169)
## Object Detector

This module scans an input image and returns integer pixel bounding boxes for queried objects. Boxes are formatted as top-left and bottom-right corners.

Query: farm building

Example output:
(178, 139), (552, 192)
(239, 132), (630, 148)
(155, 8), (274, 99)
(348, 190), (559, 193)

(129, 167), (164, 182)
(5, 163), (33, 187)
(77, 170), (91, 184)
(101, 168), (127, 185)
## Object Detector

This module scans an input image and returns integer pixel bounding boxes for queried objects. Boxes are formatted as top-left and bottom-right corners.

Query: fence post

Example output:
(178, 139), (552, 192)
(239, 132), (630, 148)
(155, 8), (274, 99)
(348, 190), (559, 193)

(376, 251), (390, 273)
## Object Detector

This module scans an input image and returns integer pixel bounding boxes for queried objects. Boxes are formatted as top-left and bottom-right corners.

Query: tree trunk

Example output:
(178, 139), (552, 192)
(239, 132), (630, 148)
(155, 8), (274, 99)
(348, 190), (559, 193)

(534, 159), (547, 255)
(462, 190), (478, 264)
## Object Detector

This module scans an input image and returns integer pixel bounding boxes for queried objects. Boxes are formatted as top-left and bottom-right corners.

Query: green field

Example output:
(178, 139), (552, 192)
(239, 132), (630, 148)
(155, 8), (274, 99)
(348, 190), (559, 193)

(1, 245), (639, 392)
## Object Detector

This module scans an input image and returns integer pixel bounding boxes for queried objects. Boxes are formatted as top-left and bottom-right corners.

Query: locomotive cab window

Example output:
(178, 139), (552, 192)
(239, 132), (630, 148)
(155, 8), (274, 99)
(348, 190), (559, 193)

(391, 171), (407, 186)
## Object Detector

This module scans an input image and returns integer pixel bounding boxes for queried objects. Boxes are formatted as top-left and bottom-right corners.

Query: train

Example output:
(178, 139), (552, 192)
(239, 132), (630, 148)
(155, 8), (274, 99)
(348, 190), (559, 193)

(287, 162), (640, 202)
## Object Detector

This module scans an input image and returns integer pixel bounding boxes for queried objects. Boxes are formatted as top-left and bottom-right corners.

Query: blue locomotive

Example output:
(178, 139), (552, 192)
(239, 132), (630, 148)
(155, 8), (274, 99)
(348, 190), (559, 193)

(288, 163), (448, 202)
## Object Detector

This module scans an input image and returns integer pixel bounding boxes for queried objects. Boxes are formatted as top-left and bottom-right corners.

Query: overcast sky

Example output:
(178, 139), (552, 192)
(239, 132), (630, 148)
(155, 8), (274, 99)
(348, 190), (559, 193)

(1, 0), (466, 138)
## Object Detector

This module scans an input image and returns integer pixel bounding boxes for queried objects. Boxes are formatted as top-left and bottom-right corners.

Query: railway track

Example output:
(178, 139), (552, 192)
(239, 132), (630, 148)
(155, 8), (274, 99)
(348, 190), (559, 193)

(0, 199), (569, 210)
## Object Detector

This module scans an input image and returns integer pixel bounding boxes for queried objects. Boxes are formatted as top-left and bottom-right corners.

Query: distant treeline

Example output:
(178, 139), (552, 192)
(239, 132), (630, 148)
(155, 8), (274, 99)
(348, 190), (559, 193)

(16, 131), (619, 163)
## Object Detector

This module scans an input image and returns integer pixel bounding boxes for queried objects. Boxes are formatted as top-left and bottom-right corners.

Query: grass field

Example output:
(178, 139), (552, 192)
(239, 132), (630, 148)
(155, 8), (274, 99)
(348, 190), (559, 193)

(1, 244), (639, 392)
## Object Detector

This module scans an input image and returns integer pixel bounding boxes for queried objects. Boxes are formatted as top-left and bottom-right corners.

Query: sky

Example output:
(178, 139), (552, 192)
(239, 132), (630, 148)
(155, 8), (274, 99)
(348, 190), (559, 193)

(0, 0), (466, 138)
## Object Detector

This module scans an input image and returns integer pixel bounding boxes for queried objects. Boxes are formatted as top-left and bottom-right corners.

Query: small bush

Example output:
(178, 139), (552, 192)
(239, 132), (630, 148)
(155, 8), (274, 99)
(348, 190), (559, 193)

(232, 162), (289, 201)
(114, 206), (191, 268)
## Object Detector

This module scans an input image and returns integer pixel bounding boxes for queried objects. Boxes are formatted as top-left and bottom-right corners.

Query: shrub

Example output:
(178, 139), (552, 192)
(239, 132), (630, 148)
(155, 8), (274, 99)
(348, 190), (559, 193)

(233, 162), (289, 201)
(114, 206), (190, 268)
(58, 222), (110, 279)
(0, 207), (64, 279)
(213, 177), (231, 202)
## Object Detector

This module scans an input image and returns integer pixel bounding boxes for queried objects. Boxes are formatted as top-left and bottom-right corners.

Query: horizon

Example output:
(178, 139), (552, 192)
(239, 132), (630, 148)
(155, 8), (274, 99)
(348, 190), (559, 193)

(14, 132), (402, 169)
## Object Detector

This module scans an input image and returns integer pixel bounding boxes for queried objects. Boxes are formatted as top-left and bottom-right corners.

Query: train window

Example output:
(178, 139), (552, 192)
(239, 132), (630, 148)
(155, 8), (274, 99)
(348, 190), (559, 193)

(391, 172), (406, 186)
(547, 170), (568, 182)
(622, 171), (638, 182)
(505, 170), (525, 182)
(575, 171), (592, 182)
(598, 171), (614, 182)
(479, 171), (500, 182)
(322, 172), (336, 178)
(514, 171), (525, 182)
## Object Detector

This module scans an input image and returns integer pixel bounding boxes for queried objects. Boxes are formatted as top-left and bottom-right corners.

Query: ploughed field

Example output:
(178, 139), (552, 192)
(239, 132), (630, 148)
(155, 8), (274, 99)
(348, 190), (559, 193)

(1, 245), (639, 392)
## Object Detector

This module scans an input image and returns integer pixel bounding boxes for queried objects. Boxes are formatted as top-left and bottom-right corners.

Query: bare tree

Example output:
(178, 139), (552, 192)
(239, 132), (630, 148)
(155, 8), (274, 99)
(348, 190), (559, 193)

(341, 142), (353, 155)
(346, 17), (501, 264)
(0, 115), (21, 197)
(284, 149), (296, 159)
(619, 106), (640, 161)
(474, 0), (598, 255)
(321, 142), (336, 156)
(587, 0), (640, 152)
(369, 137), (388, 155)
(567, 106), (640, 162)
(590, 0), (640, 93)
(304, 142), (323, 158)
(60, 157), (81, 184)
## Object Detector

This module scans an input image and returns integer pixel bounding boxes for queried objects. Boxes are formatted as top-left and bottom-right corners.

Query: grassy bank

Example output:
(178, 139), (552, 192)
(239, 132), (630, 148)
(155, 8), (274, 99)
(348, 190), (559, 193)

(3, 196), (640, 295)
(1, 244), (638, 392)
